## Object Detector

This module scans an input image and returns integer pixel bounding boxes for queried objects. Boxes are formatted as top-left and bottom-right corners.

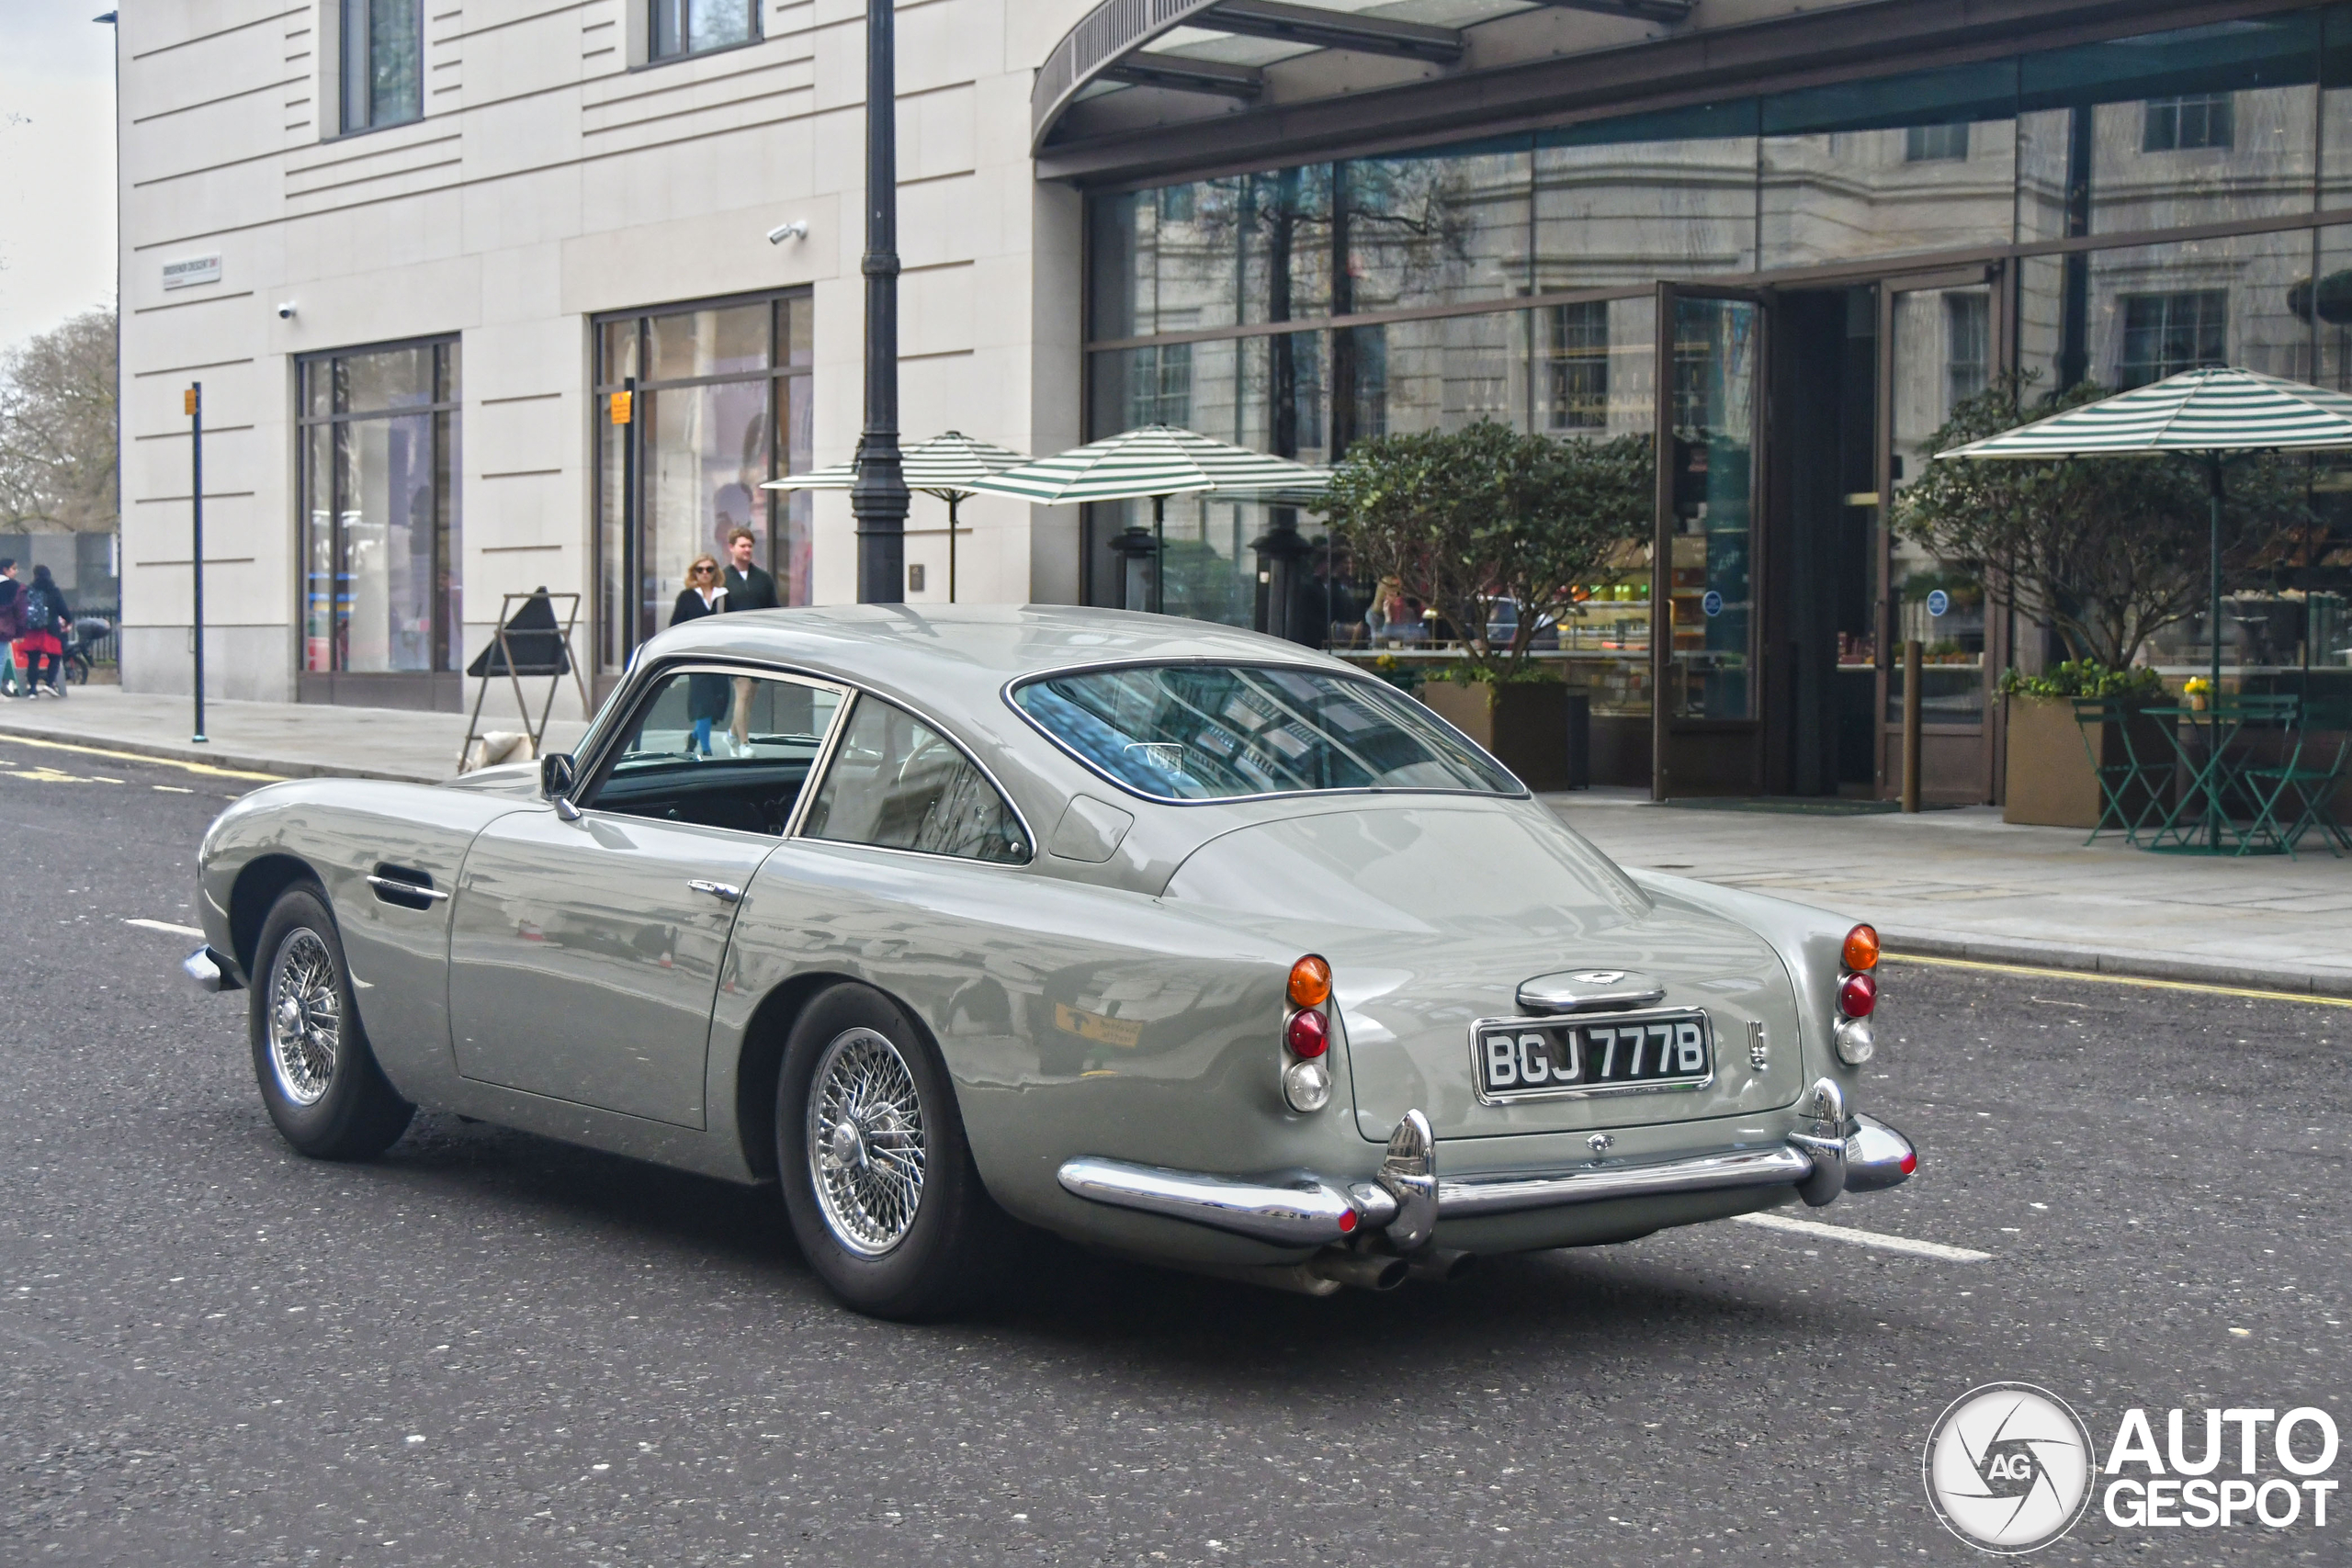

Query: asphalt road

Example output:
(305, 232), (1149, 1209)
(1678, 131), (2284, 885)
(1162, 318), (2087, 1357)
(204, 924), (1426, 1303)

(2, 730), (2346, 1566)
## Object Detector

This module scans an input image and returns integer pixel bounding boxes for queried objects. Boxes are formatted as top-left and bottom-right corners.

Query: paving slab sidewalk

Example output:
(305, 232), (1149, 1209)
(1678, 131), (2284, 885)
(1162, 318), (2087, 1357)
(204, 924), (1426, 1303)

(5, 689), (2340, 996)
(0, 686), (587, 784)
(1543, 790), (2352, 998)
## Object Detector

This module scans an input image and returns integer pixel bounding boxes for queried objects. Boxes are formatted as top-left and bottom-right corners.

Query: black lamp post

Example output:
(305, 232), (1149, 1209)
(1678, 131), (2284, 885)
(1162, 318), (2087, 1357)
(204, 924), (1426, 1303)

(851, 0), (908, 603)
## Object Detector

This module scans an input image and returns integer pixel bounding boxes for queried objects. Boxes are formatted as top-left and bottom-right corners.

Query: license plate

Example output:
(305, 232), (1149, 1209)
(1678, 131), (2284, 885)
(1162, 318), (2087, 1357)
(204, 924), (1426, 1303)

(1471, 1010), (1713, 1102)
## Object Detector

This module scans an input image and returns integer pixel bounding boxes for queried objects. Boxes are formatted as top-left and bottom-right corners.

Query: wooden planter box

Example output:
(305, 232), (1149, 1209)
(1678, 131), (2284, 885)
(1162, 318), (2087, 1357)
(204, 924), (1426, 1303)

(2003, 694), (2171, 829)
(1419, 678), (1574, 790)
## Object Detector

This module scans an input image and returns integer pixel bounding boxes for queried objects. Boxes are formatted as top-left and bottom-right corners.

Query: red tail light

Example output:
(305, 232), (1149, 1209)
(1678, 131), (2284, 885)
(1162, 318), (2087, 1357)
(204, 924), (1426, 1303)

(1285, 1008), (1329, 1058)
(1838, 971), (1877, 1019)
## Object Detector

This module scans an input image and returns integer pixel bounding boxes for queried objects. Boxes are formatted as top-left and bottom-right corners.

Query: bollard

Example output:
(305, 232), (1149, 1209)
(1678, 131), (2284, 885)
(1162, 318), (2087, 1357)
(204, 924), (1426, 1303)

(1901, 638), (1923, 813)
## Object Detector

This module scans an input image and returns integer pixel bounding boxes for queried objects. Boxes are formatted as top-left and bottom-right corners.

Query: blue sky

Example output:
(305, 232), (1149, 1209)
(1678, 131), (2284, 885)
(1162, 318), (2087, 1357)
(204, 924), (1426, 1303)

(0, 0), (119, 355)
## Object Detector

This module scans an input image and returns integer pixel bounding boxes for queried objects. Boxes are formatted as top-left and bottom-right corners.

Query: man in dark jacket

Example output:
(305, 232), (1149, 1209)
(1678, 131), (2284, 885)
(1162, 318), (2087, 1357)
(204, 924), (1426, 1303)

(721, 526), (780, 613)
(0, 559), (21, 698)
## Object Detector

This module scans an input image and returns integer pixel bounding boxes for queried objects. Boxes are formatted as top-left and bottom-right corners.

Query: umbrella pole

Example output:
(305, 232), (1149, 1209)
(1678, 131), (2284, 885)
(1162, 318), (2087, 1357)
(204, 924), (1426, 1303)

(1152, 493), (1166, 615)
(947, 492), (959, 604)
(2208, 452), (2224, 851)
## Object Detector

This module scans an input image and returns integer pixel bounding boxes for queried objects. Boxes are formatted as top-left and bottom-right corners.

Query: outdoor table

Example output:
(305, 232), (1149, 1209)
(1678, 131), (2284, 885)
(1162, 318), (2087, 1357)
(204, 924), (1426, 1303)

(2139, 701), (2289, 856)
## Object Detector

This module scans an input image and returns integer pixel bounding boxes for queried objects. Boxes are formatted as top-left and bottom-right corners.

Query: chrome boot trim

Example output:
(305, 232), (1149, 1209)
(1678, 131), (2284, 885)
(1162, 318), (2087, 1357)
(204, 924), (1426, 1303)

(1436, 1144), (1814, 1217)
(1374, 1110), (1438, 1251)
(1790, 1077), (1849, 1207)
(1843, 1112), (1917, 1192)
(1056, 1156), (1358, 1247)
(1516, 969), (1667, 1015)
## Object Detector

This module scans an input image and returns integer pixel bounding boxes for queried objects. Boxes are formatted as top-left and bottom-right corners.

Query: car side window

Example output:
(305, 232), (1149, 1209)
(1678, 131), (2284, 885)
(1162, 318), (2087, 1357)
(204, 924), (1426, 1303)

(800, 694), (1029, 863)
(582, 669), (842, 837)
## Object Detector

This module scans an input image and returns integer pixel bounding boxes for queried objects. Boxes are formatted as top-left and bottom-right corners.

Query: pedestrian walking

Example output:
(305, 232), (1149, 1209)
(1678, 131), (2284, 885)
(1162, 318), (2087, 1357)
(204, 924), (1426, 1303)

(0, 559), (22, 699)
(720, 526), (779, 612)
(14, 564), (70, 698)
(669, 554), (730, 753)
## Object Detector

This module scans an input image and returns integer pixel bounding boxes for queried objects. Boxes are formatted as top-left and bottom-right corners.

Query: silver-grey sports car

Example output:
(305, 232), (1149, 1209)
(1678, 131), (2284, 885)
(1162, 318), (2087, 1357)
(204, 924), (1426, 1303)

(187, 606), (1914, 1318)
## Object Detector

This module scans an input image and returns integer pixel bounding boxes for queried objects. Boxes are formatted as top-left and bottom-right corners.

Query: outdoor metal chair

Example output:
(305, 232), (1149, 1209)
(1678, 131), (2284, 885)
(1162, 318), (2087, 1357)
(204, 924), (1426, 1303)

(2070, 697), (2168, 845)
(2241, 698), (2352, 858)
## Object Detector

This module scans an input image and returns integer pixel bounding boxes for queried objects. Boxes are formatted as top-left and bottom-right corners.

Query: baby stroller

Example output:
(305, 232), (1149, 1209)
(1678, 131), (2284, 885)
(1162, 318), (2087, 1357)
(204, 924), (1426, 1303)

(54, 616), (109, 694)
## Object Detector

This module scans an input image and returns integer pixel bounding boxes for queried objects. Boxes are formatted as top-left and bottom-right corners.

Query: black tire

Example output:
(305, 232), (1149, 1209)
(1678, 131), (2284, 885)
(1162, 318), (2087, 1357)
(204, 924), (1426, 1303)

(248, 884), (414, 1159)
(775, 982), (1009, 1320)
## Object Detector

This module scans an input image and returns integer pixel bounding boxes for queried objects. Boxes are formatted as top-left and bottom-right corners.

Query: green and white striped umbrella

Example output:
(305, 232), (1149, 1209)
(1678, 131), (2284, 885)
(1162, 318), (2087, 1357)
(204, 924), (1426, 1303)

(964, 425), (1328, 615)
(1938, 365), (2352, 853)
(962, 423), (1330, 505)
(760, 432), (1031, 603)
(1936, 367), (2352, 459)
(761, 429), (1031, 500)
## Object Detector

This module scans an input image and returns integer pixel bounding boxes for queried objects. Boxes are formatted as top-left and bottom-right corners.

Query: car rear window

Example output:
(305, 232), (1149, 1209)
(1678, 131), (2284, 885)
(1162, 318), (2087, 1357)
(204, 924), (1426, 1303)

(1011, 663), (1521, 802)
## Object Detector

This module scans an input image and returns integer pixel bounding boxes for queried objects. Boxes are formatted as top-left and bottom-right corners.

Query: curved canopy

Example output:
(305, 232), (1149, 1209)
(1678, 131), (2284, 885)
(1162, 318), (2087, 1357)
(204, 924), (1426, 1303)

(964, 424), (1329, 506)
(1034, 0), (1690, 158)
(1937, 367), (2352, 459)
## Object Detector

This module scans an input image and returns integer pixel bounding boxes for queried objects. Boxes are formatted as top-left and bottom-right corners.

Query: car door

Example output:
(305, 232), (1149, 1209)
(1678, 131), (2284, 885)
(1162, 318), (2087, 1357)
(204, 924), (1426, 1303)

(447, 665), (846, 1126)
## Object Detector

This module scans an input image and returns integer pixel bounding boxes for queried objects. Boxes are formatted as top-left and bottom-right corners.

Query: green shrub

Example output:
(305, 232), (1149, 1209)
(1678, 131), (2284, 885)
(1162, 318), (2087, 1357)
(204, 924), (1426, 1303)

(1996, 660), (2165, 700)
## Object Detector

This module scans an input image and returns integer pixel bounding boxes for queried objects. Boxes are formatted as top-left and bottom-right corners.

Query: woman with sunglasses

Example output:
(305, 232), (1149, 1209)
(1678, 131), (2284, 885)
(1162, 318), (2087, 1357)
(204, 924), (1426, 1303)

(669, 554), (731, 753)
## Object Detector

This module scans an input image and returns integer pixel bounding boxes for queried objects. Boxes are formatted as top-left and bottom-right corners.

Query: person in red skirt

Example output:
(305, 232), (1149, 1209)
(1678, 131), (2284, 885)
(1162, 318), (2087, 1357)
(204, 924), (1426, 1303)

(14, 564), (69, 697)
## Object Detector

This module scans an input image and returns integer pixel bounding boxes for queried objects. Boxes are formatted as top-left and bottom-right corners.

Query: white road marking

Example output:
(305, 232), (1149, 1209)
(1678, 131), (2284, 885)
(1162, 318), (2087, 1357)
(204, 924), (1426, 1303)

(123, 919), (205, 939)
(1734, 1211), (1991, 1262)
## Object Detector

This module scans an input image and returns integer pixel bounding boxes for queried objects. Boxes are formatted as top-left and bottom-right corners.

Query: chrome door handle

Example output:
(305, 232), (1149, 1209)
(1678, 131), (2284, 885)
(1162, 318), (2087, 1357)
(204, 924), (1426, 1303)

(686, 880), (741, 903)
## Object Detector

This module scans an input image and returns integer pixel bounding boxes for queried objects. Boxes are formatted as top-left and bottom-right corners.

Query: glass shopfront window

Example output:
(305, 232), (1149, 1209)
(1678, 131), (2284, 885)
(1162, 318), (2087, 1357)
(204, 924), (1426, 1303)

(1535, 104), (1758, 289)
(594, 292), (812, 671)
(1761, 62), (2019, 270)
(1081, 6), (2352, 786)
(299, 339), (460, 683)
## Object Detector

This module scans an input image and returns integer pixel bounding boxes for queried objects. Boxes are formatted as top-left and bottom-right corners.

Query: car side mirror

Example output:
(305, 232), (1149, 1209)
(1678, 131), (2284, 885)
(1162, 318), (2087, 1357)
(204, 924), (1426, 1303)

(541, 751), (576, 799)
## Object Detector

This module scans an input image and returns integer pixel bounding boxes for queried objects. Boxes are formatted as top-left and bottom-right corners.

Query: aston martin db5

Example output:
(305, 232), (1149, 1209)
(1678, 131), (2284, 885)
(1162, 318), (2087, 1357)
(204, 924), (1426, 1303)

(187, 605), (1914, 1318)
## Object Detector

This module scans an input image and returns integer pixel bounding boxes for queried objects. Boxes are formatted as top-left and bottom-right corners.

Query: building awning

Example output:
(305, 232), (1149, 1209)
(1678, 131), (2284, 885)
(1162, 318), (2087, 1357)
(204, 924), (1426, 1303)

(1033, 0), (1690, 160)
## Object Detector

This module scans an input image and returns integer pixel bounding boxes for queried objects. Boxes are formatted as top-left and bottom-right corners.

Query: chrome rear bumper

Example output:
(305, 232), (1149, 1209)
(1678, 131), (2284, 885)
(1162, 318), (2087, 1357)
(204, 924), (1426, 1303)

(1057, 1086), (1917, 1252)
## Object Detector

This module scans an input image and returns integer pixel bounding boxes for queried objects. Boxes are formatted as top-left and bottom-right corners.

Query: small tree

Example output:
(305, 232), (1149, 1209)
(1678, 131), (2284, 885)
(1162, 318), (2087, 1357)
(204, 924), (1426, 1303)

(1325, 420), (1650, 680)
(1894, 373), (2307, 668)
(0, 308), (119, 536)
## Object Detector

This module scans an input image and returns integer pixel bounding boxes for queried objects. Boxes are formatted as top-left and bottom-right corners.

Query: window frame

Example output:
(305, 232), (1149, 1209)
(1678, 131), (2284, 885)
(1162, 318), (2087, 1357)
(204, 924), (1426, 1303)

(796, 691), (1038, 866)
(294, 334), (462, 678)
(335, 0), (424, 138)
(567, 656), (1037, 864)
(641, 0), (763, 67)
(1001, 658), (1532, 807)
(592, 288), (815, 673)
(574, 660), (853, 837)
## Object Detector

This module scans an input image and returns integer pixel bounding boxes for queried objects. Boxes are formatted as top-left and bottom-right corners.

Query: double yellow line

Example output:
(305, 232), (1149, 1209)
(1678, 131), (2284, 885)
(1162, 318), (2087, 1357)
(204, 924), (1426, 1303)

(1886, 951), (2352, 1010)
(0, 730), (283, 783)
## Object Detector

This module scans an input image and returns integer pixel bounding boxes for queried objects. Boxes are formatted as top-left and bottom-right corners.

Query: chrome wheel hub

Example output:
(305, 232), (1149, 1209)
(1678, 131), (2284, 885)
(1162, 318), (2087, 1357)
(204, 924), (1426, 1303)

(808, 1027), (927, 1257)
(266, 929), (340, 1107)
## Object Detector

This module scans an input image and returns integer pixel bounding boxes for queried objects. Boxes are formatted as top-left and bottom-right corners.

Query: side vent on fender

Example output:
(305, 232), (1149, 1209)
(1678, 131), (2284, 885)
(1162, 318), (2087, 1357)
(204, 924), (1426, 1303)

(366, 863), (449, 912)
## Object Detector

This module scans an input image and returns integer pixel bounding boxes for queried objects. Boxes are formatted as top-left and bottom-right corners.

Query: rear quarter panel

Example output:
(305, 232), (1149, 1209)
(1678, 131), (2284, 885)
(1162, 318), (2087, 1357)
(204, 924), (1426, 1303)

(199, 779), (530, 1100)
(716, 839), (1380, 1262)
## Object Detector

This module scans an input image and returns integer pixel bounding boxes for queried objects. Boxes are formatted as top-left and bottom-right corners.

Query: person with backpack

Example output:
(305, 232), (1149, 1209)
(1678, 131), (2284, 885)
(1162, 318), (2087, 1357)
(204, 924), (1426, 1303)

(0, 559), (22, 699)
(14, 563), (70, 697)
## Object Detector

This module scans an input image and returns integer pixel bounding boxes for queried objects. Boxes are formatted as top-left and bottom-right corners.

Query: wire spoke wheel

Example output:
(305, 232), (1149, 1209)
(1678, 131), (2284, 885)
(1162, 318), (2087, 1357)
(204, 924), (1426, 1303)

(266, 929), (341, 1106)
(807, 1027), (929, 1257)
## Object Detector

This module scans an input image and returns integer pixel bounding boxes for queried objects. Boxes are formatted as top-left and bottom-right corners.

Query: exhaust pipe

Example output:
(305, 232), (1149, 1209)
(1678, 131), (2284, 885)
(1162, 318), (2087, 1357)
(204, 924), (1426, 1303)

(1405, 1247), (1476, 1284)
(1307, 1250), (1409, 1292)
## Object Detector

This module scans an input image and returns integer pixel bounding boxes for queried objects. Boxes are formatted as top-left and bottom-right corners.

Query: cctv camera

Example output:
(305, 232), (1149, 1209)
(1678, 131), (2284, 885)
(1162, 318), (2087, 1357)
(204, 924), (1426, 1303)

(276, 302), (296, 320)
(765, 221), (808, 245)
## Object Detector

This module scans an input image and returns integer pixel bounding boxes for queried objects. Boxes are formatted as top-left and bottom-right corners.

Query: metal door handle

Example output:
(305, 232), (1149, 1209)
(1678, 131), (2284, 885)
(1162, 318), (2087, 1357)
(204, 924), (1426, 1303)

(687, 880), (741, 903)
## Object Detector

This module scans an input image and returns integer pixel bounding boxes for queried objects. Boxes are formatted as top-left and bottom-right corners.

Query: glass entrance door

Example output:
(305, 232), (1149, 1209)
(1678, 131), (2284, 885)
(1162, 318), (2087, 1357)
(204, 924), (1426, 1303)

(1651, 285), (1767, 798)
(1879, 267), (2004, 802)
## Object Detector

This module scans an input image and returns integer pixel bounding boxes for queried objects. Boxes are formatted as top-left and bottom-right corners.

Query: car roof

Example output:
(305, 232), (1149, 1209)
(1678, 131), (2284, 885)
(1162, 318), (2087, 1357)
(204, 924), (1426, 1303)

(637, 603), (1357, 699)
